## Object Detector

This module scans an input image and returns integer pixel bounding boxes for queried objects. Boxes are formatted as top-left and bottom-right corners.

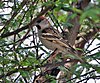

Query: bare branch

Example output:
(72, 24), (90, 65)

(0, 6), (54, 38)
(0, 0), (27, 32)
(67, 0), (91, 45)
(75, 28), (99, 49)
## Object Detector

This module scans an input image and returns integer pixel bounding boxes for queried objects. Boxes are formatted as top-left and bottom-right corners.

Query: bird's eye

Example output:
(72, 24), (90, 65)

(36, 25), (41, 30)
(37, 16), (45, 23)
(37, 19), (43, 23)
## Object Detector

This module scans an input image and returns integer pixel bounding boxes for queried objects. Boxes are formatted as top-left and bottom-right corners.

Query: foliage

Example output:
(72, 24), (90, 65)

(0, 0), (100, 83)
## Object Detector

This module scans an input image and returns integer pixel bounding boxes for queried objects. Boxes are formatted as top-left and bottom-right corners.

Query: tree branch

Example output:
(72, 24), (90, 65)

(0, 6), (54, 38)
(0, 60), (75, 79)
(0, 0), (27, 32)
(67, 0), (91, 45)
(75, 28), (99, 49)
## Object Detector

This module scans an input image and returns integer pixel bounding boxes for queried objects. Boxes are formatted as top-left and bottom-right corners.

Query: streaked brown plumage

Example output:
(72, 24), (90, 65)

(36, 16), (83, 62)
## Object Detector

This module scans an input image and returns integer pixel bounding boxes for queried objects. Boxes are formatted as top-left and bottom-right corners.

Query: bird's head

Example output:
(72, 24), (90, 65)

(36, 16), (51, 30)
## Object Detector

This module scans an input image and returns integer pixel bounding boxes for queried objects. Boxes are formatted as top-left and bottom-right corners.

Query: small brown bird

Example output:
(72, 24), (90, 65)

(36, 16), (83, 62)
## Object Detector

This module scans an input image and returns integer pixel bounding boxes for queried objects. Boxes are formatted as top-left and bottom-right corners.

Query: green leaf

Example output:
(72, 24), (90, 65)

(90, 52), (100, 59)
(20, 60), (31, 66)
(76, 48), (84, 52)
(72, 7), (82, 14)
(97, 0), (100, 2)
(67, 13), (77, 20)
(96, 36), (100, 40)
(66, 54), (76, 58)
(19, 70), (29, 77)
(80, 7), (100, 23)
(0, 1), (5, 8)
(51, 80), (56, 83)
(95, 66), (100, 73)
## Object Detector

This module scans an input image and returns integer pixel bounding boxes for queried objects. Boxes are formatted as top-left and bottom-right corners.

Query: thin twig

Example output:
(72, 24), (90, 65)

(1, 5), (54, 38)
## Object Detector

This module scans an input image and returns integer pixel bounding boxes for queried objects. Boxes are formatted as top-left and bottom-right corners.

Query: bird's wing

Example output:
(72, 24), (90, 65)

(41, 27), (78, 53)
(41, 29), (84, 62)
(41, 32), (70, 48)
